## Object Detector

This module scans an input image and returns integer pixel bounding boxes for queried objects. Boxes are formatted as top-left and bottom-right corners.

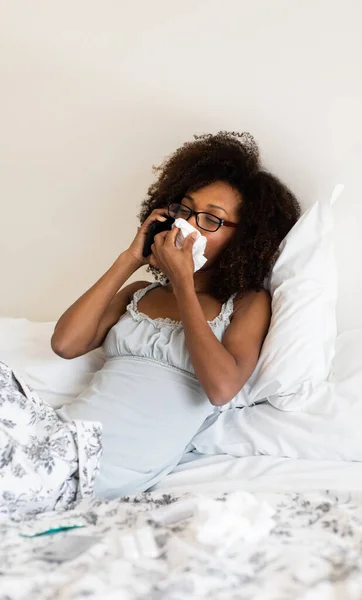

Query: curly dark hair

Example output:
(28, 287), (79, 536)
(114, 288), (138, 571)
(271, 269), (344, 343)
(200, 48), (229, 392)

(138, 131), (301, 303)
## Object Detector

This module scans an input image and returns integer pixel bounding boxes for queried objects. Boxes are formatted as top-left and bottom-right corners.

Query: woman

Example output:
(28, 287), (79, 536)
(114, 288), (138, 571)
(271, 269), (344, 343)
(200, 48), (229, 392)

(50, 131), (300, 500)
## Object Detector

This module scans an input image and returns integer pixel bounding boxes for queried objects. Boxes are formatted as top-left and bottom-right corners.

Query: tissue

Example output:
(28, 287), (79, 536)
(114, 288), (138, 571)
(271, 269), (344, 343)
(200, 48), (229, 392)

(190, 492), (275, 552)
(150, 491), (275, 557)
(172, 218), (207, 272)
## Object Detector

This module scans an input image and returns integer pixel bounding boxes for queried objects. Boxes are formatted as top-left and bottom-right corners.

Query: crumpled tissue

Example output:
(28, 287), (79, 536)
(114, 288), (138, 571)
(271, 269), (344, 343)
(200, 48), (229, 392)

(172, 218), (207, 272)
(150, 491), (275, 559)
(191, 492), (275, 551)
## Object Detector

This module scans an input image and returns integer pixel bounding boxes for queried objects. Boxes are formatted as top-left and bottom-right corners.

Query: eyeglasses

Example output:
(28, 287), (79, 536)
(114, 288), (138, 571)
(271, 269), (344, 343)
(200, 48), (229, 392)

(168, 202), (238, 233)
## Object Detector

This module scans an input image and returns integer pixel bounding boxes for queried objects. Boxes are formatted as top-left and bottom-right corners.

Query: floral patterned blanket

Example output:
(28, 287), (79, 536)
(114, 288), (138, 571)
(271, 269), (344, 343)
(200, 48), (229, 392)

(1, 488), (362, 600)
(0, 360), (102, 518)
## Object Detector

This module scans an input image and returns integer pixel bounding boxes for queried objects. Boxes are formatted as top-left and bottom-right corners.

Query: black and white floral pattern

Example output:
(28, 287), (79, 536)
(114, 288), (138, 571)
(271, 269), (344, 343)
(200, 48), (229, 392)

(0, 361), (102, 520)
(1, 488), (362, 599)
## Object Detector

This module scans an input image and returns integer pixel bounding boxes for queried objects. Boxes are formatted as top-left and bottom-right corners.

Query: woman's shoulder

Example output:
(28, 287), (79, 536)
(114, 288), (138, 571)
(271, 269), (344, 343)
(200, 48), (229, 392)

(126, 279), (154, 301)
(232, 287), (271, 319)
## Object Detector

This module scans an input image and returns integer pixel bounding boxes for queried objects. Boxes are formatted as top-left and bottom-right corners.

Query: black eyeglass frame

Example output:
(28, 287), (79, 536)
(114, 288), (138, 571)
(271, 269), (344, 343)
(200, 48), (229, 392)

(167, 202), (238, 232)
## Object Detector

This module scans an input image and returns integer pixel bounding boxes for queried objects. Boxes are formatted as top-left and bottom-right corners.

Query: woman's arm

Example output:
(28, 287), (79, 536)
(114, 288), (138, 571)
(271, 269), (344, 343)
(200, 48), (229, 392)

(51, 251), (144, 359)
(174, 282), (271, 406)
(51, 207), (169, 359)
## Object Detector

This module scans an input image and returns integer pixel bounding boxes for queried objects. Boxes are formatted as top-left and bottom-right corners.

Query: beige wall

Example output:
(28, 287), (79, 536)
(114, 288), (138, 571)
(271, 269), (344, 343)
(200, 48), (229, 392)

(1, 0), (361, 332)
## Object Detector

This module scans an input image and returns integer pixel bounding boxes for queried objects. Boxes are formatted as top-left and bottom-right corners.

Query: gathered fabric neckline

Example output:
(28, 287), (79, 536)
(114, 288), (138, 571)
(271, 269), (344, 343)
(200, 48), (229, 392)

(126, 281), (236, 331)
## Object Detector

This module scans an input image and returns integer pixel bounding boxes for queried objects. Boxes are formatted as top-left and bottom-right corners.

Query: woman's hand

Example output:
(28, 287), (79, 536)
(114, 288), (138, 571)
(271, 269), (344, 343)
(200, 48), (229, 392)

(149, 227), (197, 289)
(126, 209), (169, 266)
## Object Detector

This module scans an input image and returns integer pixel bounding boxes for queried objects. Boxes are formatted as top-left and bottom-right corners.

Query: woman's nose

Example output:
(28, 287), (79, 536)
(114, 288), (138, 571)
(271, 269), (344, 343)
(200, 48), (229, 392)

(188, 213), (199, 230)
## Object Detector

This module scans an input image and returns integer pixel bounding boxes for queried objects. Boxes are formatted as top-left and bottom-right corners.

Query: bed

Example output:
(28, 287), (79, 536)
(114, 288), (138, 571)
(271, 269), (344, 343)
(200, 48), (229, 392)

(1, 317), (362, 600)
(1, 186), (362, 598)
(1, 453), (362, 599)
(1, 320), (362, 599)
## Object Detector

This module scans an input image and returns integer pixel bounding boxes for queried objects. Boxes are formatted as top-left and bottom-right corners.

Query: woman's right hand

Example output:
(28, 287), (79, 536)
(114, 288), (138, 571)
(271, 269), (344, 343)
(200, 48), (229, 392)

(126, 208), (169, 266)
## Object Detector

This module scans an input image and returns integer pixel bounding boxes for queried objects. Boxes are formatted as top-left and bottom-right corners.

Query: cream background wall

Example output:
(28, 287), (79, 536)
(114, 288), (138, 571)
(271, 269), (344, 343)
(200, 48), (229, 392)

(1, 0), (361, 332)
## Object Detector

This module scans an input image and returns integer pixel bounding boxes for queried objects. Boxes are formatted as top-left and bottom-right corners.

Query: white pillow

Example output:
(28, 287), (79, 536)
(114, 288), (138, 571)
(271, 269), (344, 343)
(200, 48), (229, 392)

(227, 184), (344, 411)
(190, 329), (362, 461)
(0, 318), (105, 409)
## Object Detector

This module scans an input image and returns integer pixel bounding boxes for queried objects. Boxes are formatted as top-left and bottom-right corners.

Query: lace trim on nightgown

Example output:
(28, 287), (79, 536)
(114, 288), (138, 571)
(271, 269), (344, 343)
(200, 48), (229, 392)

(126, 282), (237, 331)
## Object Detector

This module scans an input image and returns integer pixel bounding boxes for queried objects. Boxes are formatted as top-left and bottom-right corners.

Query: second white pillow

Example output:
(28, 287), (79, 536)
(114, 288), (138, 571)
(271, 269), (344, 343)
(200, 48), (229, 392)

(227, 184), (344, 411)
(190, 329), (362, 462)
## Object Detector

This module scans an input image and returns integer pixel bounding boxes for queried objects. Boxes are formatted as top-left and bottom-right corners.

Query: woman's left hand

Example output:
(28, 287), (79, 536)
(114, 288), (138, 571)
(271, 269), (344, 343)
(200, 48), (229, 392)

(150, 227), (197, 289)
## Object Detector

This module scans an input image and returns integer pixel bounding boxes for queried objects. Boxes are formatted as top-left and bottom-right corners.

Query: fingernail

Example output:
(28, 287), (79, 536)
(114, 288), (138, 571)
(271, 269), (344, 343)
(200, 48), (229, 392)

(159, 216), (167, 221)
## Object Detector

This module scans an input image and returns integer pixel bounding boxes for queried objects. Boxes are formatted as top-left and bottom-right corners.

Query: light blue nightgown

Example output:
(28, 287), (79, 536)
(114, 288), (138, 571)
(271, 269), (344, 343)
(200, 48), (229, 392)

(57, 282), (236, 499)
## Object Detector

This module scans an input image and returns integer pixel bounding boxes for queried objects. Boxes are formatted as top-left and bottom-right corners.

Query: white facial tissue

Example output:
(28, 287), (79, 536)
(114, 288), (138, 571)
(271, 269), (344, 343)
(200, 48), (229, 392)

(152, 491), (275, 570)
(191, 492), (275, 552)
(172, 218), (207, 272)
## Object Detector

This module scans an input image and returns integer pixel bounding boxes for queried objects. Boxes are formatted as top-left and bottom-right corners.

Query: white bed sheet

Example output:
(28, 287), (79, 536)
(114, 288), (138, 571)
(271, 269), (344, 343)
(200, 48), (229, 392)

(151, 453), (362, 494)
